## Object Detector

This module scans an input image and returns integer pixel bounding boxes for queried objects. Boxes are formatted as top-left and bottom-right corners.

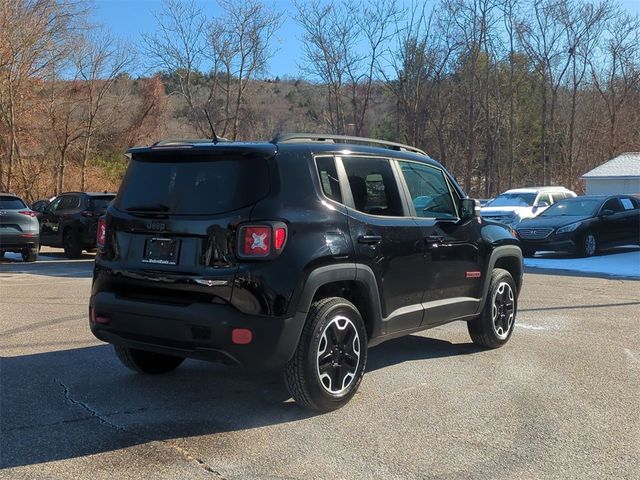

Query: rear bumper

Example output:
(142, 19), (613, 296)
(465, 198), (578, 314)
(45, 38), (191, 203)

(0, 233), (39, 251)
(89, 291), (306, 368)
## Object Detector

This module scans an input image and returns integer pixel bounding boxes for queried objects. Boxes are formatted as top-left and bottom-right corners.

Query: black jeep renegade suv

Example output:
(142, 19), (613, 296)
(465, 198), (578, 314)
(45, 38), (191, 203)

(90, 134), (523, 411)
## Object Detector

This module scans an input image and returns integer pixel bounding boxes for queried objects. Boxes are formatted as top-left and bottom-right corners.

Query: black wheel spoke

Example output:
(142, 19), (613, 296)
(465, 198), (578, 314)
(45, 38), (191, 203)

(343, 353), (358, 368)
(318, 360), (333, 375)
(328, 323), (340, 346)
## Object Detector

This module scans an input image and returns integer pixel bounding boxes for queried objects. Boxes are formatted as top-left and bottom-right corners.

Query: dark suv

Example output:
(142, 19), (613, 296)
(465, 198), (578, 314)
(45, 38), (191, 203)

(90, 134), (523, 411)
(39, 192), (115, 258)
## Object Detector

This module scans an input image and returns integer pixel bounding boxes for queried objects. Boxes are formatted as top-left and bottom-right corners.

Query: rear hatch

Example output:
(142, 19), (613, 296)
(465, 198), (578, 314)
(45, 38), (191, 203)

(105, 144), (276, 304)
(0, 195), (37, 241)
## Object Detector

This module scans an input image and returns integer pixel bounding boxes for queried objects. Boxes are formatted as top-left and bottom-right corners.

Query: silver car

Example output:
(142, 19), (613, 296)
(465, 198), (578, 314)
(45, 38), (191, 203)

(0, 193), (39, 262)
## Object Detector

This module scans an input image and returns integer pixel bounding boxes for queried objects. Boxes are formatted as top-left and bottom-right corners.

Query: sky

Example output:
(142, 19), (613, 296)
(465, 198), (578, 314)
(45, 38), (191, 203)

(93, 0), (640, 79)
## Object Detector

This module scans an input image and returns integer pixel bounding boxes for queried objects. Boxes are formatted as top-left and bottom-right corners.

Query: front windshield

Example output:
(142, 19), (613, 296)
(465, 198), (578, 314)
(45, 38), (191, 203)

(540, 199), (600, 217)
(487, 193), (536, 207)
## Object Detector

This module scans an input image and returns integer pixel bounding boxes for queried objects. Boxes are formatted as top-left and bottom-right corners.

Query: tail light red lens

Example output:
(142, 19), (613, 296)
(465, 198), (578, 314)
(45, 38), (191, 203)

(237, 223), (287, 259)
(274, 227), (287, 250)
(242, 226), (271, 256)
(97, 217), (107, 248)
(18, 210), (37, 217)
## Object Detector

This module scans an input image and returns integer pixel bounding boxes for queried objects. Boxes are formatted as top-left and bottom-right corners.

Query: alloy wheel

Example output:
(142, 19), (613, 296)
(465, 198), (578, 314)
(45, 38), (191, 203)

(584, 234), (596, 256)
(316, 315), (361, 395)
(492, 282), (515, 340)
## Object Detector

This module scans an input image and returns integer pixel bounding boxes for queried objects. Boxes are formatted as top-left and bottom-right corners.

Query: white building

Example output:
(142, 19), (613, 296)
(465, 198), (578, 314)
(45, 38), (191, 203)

(581, 152), (640, 195)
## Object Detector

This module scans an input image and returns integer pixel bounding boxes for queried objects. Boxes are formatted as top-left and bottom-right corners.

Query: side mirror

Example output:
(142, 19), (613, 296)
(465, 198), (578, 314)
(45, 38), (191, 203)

(536, 201), (549, 209)
(600, 209), (614, 217)
(460, 198), (480, 220)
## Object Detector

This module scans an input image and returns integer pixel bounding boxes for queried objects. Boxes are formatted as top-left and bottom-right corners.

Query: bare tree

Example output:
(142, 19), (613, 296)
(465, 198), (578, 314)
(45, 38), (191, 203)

(206, 0), (282, 139)
(75, 29), (134, 190)
(561, 1), (610, 189)
(590, 8), (640, 159)
(143, 0), (207, 134)
(0, 0), (83, 192)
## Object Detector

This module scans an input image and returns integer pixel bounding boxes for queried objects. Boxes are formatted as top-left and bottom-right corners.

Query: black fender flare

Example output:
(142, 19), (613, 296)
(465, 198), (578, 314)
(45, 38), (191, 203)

(476, 245), (523, 314)
(295, 263), (384, 337)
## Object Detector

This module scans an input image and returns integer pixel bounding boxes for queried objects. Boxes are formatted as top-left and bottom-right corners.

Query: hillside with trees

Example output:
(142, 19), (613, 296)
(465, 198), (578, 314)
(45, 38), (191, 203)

(1, 0), (639, 202)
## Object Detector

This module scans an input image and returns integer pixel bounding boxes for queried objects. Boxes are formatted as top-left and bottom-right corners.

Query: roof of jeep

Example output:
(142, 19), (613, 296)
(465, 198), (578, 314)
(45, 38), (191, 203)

(126, 138), (441, 168)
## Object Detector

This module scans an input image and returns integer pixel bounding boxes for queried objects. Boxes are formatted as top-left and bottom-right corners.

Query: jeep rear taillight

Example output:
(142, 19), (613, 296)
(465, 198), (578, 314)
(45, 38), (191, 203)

(274, 227), (287, 250)
(242, 226), (271, 256)
(237, 223), (287, 259)
(97, 217), (107, 248)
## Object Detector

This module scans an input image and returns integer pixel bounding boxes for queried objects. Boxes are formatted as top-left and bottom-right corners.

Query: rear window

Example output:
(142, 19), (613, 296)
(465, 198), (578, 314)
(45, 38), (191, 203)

(116, 157), (270, 215)
(0, 196), (26, 209)
(88, 196), (115, 210)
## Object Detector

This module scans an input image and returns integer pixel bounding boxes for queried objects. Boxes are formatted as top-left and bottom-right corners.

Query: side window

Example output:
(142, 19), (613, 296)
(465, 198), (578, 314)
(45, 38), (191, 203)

(341, 157), (404, 217)
(551, 192), (565, 203)
(48, 197), (63, 212)
(537, 193), (552, 205)
(316, 156), (342, 203)
(58, 196), (74, 210)
(620, 197), (636, 210)
(601, 198), (623, 213)
(397, 160), (458, 219)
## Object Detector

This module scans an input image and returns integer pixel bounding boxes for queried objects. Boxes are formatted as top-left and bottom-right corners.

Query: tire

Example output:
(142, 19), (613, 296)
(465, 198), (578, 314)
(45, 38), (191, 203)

(468, 268), (517, 349)
(63, 230), (83, 259)
(21, 248), (37, 262)
(114, 345), (185, 374)
(579, 231), (597, 257)
(284, 297), (367, 412)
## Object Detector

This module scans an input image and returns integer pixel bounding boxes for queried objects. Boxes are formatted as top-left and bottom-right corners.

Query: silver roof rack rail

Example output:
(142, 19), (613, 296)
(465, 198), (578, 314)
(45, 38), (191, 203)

(151, 138), (228, 147)
(271, 133), (427, 156)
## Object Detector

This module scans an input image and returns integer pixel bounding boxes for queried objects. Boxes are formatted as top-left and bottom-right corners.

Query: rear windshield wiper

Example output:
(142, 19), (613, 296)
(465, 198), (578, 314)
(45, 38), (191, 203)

(125, 203), (169, 213)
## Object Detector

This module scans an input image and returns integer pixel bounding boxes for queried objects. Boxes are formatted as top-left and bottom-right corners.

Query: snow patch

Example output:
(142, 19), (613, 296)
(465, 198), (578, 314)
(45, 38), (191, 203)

(524, 246), (640, 278)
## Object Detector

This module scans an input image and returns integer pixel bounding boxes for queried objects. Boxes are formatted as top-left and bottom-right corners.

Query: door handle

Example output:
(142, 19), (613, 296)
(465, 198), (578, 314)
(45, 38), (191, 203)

(358, 234), (382, 245)
(425, 235), (444, 244)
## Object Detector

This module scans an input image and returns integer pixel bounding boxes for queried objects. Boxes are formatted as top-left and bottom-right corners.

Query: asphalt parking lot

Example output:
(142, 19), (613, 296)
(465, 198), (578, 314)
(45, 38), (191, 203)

(1, 249), (639, 479)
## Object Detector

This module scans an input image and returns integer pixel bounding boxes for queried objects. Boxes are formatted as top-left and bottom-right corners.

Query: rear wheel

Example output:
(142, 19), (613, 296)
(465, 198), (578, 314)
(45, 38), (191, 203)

(468, 268), (517, 348)
(21, 248), (37, 262)
(284, 297), (367, 412)
(63, 230), (83, 259)
(579, 231), (597, 257)
(114, 345), (185, 374)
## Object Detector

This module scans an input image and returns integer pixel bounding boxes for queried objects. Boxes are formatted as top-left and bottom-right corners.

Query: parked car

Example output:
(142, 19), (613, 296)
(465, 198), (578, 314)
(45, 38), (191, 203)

(90, 134), (523, 412)
(0, 193), (39, 262)
(516, 195), (640, 257)
(39, 191), (116, 259)
(31, 197), (55, 218)
(481, 187), (576, 225)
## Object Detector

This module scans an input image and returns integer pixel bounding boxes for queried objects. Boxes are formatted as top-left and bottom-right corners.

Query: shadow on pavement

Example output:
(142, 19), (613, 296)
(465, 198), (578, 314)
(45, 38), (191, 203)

(0, 251), (94, 278)
(367, 335), (481, 372)
(1, 335), (480, 469)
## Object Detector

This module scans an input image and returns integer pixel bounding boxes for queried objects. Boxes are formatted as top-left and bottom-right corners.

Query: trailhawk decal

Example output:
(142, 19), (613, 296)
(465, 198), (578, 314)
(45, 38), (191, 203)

(466, 271), (482, 279)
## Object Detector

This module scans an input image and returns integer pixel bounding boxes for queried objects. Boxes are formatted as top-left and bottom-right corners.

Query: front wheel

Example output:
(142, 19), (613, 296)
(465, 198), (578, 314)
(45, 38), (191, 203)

(114, 345), (185, 374)
(284, 297), (367, 412)
(63, 230), (83, 259)
(468, 268), (517, 348)
(579, 231), (597, 257)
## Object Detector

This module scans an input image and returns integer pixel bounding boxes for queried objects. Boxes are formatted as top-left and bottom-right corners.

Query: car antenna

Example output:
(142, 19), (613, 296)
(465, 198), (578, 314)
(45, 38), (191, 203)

(203, 109), (219, 144)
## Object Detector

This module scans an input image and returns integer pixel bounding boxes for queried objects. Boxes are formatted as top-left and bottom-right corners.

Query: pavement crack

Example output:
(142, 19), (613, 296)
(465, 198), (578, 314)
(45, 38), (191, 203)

(159, 441), (226, 478)
(57, 380), (125, 431)
(55, 381), (223, 476)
